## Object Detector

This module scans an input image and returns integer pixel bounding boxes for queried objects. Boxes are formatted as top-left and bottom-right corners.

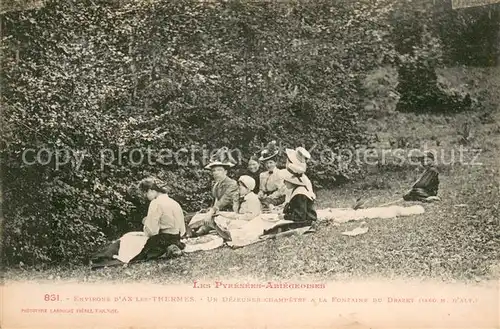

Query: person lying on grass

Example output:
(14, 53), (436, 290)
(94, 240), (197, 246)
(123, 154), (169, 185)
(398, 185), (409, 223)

(189, 147), (239, 236)
(403, 151), (441, 203)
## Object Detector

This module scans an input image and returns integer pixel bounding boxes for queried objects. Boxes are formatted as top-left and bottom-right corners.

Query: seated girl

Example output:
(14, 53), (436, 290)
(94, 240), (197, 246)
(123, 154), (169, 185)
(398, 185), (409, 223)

(213, 175), (262, 239)
(131, 179), (187, 261)
(217, 175), (261, 219)
(244, 156), (262, 194)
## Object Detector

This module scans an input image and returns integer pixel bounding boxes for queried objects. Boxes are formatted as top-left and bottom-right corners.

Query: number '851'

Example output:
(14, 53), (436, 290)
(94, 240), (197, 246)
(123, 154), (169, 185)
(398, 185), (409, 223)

(44, 294), (59, 301)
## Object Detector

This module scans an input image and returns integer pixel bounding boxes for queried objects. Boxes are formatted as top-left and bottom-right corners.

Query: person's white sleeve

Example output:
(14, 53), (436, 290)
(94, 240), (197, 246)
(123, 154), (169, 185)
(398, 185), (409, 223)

(143, 200), (161, 237)
(174, 203), (186, 237)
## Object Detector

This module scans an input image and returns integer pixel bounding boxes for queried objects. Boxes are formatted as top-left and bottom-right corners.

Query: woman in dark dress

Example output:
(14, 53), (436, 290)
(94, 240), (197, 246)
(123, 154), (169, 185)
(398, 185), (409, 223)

(264, 174), (317, 235)
(282, 175), (317, 225)
(403, 151), (440, 202)
(245, 156), (261, 194)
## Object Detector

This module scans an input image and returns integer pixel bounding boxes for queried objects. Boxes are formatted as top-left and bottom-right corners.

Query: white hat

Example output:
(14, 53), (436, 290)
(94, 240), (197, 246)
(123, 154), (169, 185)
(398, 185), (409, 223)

(286, 147), (311, 163)
(296, 147), (311, 162)
(285, 147), (310, 174)
(238, 175), (256, 191)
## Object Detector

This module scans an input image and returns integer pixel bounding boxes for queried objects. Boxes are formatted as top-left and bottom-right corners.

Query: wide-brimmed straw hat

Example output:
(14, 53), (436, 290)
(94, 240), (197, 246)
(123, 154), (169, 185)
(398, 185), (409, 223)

(204, 147), (237, 169)
(285, 147), (312, 175)
(238, 175), (256, 191)
(285, 147), (311, 164)
(259, 141), (279, 161)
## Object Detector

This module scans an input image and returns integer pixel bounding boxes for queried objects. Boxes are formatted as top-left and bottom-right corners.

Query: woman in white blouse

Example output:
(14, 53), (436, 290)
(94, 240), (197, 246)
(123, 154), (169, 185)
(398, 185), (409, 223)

(258, 141), (286, 207)
(130, 179), (187, 261)
(90, 178), (186, 268)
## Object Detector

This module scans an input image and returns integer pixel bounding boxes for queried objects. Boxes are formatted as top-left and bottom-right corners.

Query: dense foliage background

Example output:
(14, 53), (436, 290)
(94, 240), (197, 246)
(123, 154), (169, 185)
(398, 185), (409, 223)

(1, 0), (498, 266)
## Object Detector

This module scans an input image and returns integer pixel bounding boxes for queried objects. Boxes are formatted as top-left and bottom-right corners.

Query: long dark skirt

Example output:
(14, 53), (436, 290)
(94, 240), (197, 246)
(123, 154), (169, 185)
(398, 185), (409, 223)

(403, 187), (437, 201)
(263, 220), (313, 235)
(130, 233), (185, 262)
(91, 233), (185, 269)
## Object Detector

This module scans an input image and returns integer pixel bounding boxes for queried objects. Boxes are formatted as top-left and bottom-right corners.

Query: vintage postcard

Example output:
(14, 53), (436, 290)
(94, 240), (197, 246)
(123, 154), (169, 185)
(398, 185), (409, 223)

(1, 0), (499, 328)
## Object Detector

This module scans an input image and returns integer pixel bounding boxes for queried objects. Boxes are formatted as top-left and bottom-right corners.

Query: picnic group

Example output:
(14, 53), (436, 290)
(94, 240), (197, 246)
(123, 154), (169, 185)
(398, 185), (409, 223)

(91, 141), (440, 268)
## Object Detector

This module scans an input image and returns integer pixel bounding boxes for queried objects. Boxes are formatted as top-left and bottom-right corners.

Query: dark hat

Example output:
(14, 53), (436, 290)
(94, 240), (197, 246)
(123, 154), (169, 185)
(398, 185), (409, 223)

(423, 151), (435, 160)
(205, 147), (237, 169)
(413, 150), (435, 160)
(138, 177), (168, 193)
(259, 141), (279, 161)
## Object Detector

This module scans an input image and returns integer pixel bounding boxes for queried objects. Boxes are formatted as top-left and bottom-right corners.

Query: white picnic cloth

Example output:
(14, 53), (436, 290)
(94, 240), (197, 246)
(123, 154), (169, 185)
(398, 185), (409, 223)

(227, 225), (314, 248)
(183, 234), (224, 253)
(215, 214), (294, 248)
(214, 217), (249, 231)
(183, 205), (425, 251)
(113, 231), (149, 263)
(188, 212), (208, 229)
(317, 205), (425, 223)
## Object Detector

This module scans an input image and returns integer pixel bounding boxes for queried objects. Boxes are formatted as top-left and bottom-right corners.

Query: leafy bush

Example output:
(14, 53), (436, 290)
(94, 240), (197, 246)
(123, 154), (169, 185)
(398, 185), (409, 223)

(2, 0), (496, 265)
(1, 0), (397, 265)
(434, 3), (500, 67)
(389, 0), (497, 113)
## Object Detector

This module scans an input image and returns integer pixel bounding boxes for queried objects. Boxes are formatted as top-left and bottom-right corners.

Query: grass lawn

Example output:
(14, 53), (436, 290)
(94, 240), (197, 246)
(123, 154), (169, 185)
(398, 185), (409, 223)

(3, 67), (499, 285)
(4, 113), (499, 285)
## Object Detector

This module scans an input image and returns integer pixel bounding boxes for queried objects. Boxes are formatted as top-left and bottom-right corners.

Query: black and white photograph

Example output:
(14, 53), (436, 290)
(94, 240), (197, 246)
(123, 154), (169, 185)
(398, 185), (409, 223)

(1, 0), (499, 328)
